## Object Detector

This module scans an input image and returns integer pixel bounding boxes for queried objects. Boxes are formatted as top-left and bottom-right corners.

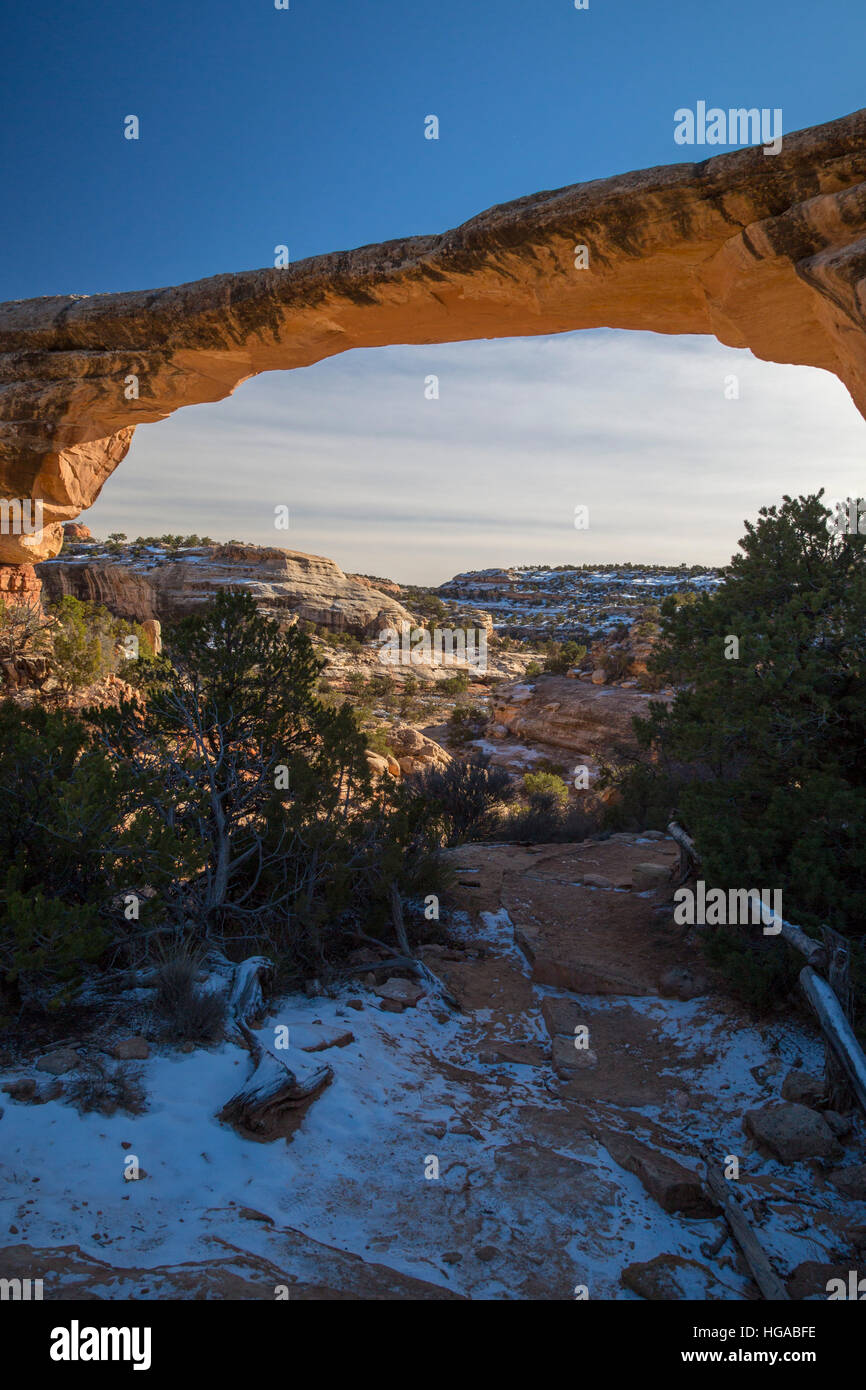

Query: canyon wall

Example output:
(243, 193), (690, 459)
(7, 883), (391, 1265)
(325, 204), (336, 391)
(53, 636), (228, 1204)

(1, 108), (865, 564)
(40, 543), (415, 634)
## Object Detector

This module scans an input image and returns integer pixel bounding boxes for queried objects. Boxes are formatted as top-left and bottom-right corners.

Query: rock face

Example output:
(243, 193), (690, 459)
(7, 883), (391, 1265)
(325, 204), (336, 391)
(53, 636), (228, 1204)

(39, 543), (414, 635)
(491, 675), (668, 755)
(1, 108), (866, 562)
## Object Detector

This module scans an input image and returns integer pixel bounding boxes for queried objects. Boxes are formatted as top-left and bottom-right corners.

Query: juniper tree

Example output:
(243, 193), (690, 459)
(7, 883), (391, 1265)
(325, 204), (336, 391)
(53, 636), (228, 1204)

(635, 491), (866, 941)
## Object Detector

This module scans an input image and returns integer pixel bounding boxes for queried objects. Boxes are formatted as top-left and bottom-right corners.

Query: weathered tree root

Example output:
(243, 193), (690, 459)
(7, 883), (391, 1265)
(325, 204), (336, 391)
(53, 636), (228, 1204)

(216, 955), (333, 1140)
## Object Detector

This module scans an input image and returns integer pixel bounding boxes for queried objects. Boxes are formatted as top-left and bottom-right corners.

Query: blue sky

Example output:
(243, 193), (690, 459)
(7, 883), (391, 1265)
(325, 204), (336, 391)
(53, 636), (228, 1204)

(3, 1), (865, 581)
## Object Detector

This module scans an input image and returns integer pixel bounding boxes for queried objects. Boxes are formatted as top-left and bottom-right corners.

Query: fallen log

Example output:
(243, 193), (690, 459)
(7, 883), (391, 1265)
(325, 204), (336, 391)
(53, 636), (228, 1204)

(799, 965), (866, 1118)
(216, 955), (333, 1139)
(745, 893), (828, 970)
(701, 1147), (790, 1301)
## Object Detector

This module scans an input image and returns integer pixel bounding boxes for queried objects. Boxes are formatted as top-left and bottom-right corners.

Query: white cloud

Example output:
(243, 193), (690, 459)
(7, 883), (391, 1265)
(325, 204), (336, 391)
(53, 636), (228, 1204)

(83, 329), (866, 584)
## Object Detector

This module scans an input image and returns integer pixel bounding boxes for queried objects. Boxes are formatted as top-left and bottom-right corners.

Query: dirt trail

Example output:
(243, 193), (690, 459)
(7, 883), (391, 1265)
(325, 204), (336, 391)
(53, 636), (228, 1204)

(1, 833), (863, 1299)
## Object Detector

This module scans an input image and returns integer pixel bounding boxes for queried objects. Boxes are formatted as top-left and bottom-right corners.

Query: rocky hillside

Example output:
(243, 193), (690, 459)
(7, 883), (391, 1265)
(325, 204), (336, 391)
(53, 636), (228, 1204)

(39, 536), (415, 636)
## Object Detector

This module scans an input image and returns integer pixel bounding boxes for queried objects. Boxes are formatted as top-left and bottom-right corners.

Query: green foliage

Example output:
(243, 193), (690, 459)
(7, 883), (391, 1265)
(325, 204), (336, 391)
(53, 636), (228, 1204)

(438, 671), (470, 695)
(543, 640), (587, 675)
(447, 704), (487, 746)
(0, 704), (179, 1009)
(401, 757), (514, 846)
(50, 596), (106, 693)
(638, 493), (866, 939)
(523, 770), (569, 807)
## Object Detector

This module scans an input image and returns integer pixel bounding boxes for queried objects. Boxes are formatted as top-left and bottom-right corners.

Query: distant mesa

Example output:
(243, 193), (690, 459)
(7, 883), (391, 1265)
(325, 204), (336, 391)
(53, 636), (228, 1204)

(2, 107), (866, 564)
(39, 540), (414, 637)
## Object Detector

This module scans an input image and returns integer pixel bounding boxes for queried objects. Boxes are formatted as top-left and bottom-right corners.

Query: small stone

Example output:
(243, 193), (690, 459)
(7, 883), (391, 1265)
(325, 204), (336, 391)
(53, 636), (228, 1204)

(425, 1121), (447, 1140)
(590, 668), (606, 684)
(374, 977), (425, 1008)
(828, 1164), (866, 1200)
(658, 967), (710, 1001)
(442, 1251), (463, 1265)
(113, 1037), (149, 1061)
(583, 873), (612, 890)
(450, 1119), (483, 1140)
(378, 998), (404, 1014)
(345, 999), (364, 1011)
(744, 1102), (842, 1164)
(238, 1207), (275, 1224)
(822, 1110), (852, 1139)
(552, 1035), (598, 1076)
(2, 1077), (36, 1101)
(780, 1068), (825, 1110)
(475, 1244), (499, 1263)
(631, 863), (671, 892)
(35, 1049), (79, 1075)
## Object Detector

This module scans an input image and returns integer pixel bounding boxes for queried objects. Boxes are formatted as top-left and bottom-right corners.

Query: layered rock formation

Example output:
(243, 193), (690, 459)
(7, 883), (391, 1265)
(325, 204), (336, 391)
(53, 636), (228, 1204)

(39, 542), (414, 634)
(490, 676), (669, 756)
(1, 109), (866, 563)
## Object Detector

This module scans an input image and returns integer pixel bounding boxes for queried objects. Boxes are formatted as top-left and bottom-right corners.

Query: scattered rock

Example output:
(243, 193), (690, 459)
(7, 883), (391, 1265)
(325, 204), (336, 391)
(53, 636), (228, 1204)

(622, 1253), (746, 1301)
(658, 966), (710, 1001)
(345, 999), (364, 1011)
(450, 1120), (483, 1140)
(425, 1122), (447, 1140)
(602, 1131), (717, 1217)
(827, 1164), (866, 1200)
(551, 1036), (598, 1076)
(378, 998), (404, 1014)
(474, 1244), (499, 1263)
(2, 1077), (37, 1101)
(590, 669), (606, 685)
(541, 996), (583, 1041)
(583, 873), (612, 890)
(477, 1041), (546, 1068)
(631, 863), (671, 892)
(113, 1037), (150, 1061)
(238, 1208), (275, 1225)
(822, 1110), (853, 1140)
(786, 1261), (855, 1300)
(374, 977), (425, 1008)
(744, 1102), (842, 1164)
(780, 1069), (825, 1110)
(442, 1251), (462, 1264)
(36, 1049), (79, 1075)
(284, 1023), (354, 1052)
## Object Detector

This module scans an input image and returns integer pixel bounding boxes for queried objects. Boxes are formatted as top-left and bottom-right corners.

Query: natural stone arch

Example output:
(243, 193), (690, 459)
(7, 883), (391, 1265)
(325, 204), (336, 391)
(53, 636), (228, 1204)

(1, 107), (865, 565)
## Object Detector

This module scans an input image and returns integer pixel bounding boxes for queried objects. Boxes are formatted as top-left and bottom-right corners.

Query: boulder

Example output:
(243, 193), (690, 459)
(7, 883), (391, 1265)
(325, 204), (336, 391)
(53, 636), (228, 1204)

(780, 1068), (825, 1110)
(551, 1036), (598, 1076)
(112, 1037), (150, 1061)
(602, 1131), (717, 1217)
(622, 1254), (745, 1301)
(373, 977), (425, 1008)
(36, 1049), (80, 1075)
(631, 863), (671, 892)
(827, 1164), (866, 1200)
(743, 1102), (842, 1164)
(2, 1077), (37, 1101)
(658, 966), (710, 1001)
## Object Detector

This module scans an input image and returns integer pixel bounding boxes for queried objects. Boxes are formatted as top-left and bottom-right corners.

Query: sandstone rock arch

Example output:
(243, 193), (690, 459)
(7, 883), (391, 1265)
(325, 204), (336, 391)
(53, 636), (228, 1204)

(1, 107), (865, 565)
